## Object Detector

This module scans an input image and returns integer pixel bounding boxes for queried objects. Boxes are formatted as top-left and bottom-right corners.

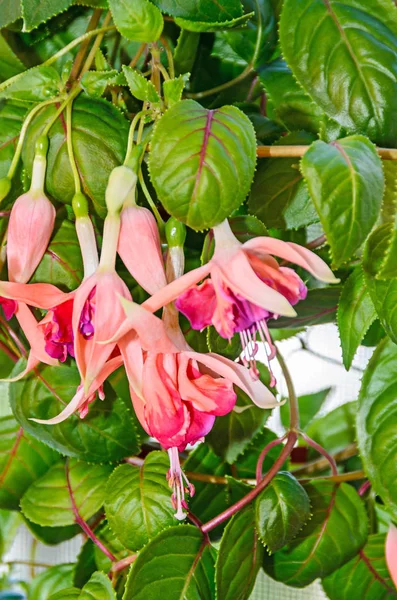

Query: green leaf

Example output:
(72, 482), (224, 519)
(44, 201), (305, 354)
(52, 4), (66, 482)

(258, 59), (325, 134)
(22, 96), (129, 218)
(24, 515), (79, 545)
(0, 100), (26, 201)
(322, 533), (397, 600)
(234, 427), (284, 479)
(381, 162), (397, 224)
(255, 472), (311, 553)
(0, 415), (59, 510)
(174, 29), (200, 76)
(362, 224), (397, 343)
(124, 525), (215, 599)
(337, 268), (377, 370)
(149, 100), (257, 230)
(249, 131), (318, 230)
(357, 338), (397, 520)
(152, 0), (242, 21)
(21, 459), (112, 527)
(280, 389), (331, 432)
(301, 136), (384, 267)
(306, 401), (357, 457)
(93, 522), (129, 572)
(48, 590), (80, 600)
(30, 216), (84, 290)
(74, 0), (107, 6)
(122, 65), (160, 102)
(29, 564), (75, 600)
(263, 480), (368, 587)
(206, 387), (270, 464)
(174, 12), (253, 32)
(0, 510), (21, 559)
(0, 0), (22, 28)
(10, 361), (140, 463)
(280, 0), (397, 147)
(0, 65), (62, 102)
(269, 287), (341, 329)
(105, 451), (175, 551)
(81, 69), (118, 98)
(163, 74), (189, 108)
(21, 0), (75, 32)
(216, 506), (263, 600)
(0, 34), (25, 82)
(109, 0), (163, 43)
(80, 572), (116, 600)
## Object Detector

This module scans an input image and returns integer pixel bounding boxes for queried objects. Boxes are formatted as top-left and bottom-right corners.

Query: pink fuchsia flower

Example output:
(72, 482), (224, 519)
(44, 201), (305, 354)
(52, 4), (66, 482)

(386, 524), (397, 590)
(0, 297), (17, 320)
(38, 298), (74, 362)
(145, 219), (339, 381)
(7, 136), (55, 284)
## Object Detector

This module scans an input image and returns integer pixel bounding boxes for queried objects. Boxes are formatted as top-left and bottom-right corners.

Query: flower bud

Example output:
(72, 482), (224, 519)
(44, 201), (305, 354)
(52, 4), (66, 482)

(105, 165), (137, 215)
(165, 217), (186, 248)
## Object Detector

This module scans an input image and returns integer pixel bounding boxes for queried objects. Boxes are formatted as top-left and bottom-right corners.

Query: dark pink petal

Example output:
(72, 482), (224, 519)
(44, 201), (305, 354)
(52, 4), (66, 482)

(175, 279), (216, 331)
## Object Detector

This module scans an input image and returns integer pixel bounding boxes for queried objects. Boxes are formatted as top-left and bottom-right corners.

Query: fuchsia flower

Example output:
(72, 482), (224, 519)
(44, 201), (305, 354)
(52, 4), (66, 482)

(0, 297), (17, 320)
(145, 219), (339, 381)
(38, 298), (74, 362)
(386, 524), (397, 590)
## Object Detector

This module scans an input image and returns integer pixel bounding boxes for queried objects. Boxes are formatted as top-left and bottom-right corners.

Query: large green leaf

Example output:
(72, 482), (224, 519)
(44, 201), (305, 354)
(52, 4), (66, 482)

(269, 287), (341, 329)
(124, 525), (216, 600)
(49, 590), (80, 600)
(21, 0), (75, 32)
(22, 96), (129, 218)
(263, 480), (368, 587)
(322, 533), (397, 600)
(249, 131), (318, 230)
(216, 506), (263, 600)
(149, 99), (257, 230)
(357, 338), (397, 520)
(0, 510), (21, 559)
(0, 65), (62, 103)
(301, 136), (384, 267)
(24, 515), (79, 545)
(109, 0), (163, 42)
(306, 401), (357, 457)
(280, 0), (397, 147)
(9, 362), (140, 463)
(20, 459), (112, 527)
(337, 268), (377, 370)
(0, 34), (25, 82)
(105, 451), (175, 551)
(255, 472), (311, 553)
(362, 224), (397, 343)
(29, 564), (75, 600)
(151, 0), (242, 22)
(0, 101), (27, 200)
(0, 0), (22, 28)
(258, 59), (324, 134)
(79, 572), (117, 600)
(0, 415), (59, 510)
(174, 12), (252, 32)
(206, 386), (270, 464)
(30, 217), (84, 291)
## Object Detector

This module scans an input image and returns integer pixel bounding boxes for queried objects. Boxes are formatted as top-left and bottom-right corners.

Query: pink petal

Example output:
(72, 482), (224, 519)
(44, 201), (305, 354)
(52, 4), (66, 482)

(7, 191), (55, 283)
(243, 237), (339, 283)
(119, 298), (177, 354)
(386, 524), (397, 590)
(0, 281), (71, 309)
(175, 279), (217, 331)
(118, 331), (144, 398)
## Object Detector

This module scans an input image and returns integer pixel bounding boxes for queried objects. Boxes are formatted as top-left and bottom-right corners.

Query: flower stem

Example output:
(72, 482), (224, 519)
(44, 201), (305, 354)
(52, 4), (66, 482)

(300, 432), (338, 476)
(42, 86), (81, 137)
(256, 145), (397, 161)
(291, 443), (357, 476)
(66, 99), (81, 194)
(161, 36), (175, 79)
(358, 480), (371, 496)
(256, 433), (288, 484)
(276, 348), (300, 431)
(138, 169), (165, 229)
(124, 110), (152, 166)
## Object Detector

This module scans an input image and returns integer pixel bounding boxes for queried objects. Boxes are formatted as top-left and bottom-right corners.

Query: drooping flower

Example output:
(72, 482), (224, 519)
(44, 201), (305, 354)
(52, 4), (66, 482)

(144, 219), (339, 381)
(386, 524), (397, 590)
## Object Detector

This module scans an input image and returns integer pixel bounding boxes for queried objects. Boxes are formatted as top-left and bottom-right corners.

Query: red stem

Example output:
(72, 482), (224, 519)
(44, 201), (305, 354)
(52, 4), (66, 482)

(256, 433), (287, 484)
(300, 432), (338, 476)
(65, 461), (117, 562)
(358, 480), (371, 497)
(201, 432), (297, 534)
(306, 234), (327, 249)
(110, 554), (137, 573)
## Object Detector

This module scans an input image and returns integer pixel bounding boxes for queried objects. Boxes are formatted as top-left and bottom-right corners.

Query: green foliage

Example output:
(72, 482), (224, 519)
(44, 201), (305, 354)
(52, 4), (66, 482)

(0, 66), (62, 102)
(306, 401), (357, 457)
(29, 564), (75, 600)
(280, 388), (331, 431)
(122, 66), (160, 102)
(109, 0), (164, 42)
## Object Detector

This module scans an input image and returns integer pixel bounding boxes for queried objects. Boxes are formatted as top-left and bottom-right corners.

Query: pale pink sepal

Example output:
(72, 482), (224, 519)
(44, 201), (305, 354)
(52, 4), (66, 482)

(0, 281), (71, 309)
(118, 205), (167, 294)
(15, 303), (58, 367)
(7, 191), (55, 283)
(386, 524), (397, 590)
(1, 352), (40, 383)
(119, 297), (177, 353)
(30, 354), (123, 425)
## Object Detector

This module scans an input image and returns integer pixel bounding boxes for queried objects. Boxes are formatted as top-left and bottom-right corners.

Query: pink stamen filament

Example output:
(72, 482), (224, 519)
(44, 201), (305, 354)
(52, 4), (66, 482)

(167, 447), (195, 520)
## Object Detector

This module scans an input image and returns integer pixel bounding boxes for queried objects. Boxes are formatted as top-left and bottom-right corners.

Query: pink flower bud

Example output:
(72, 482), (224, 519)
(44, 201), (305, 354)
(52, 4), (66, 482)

(118, 205), (167, 295)
(7, 191), (55, 283)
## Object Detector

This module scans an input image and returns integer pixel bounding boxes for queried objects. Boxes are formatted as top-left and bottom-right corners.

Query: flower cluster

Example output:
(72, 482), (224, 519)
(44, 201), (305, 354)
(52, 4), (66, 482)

(0, 144), (338, 519)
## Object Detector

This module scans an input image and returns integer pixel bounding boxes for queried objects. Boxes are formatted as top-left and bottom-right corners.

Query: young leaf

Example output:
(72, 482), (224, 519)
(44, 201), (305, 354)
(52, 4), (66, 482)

(337, 268), (377, 370)
(255, 472), (311, 553)
(108, 0), (163, 43)
(280, 388), (331, 432)
(249, 131), (319, 230)
(301, 136), (384, 267)
(174, 12), (253, 32)
(216, 506), (263, 600)
(20, 459), (113, 527)
(81, 70), (118, 98)
(363, 224), (397, 343)
(124, 525), (215, 599)
(104, 451), (175, 551)
(21, 0), (75, 32)
(9, 362), (140, 463)
(122, 65), (160, 102)
(0, 65), (62, 103)
(263, 481), (368, 587)
(149, 100), (257, 230)
(0, 415), (59, 510)
(151, 0), (242, 22)
(280, 0), (397, 146)
(322, 533), (397, 600)
(306, 401), (357, 456)
(29, 564), (75, 600)
(163, 74), (189, 107)
(357, 338), (397, 520)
